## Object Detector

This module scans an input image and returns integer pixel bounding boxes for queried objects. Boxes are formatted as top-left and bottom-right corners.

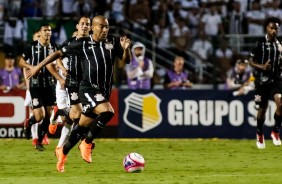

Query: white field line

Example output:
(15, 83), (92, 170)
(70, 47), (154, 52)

(0, 173), (280, 179)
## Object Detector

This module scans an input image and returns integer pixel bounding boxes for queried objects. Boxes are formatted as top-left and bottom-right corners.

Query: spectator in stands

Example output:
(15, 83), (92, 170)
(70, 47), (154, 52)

(163, 56), (193, 90)
(0, 52), (25, 93)
(171, 16), (191, 58)
(167, 0), (188, 24)
(191, 30), (213, 83)
(128, 0), (151, 37)
(73, 0), (91, 17)
(3, 0), (22, 19)
(59, 0), (75, 17)
(199, 4), (225, 48)
(3, 18), (26, 55)
(21, 0), (42, 17)
(126, 42), (154, 89)
(152, 0), (170, 26)
(153, 16), (171, 49)
(106, 0), (125, 25)
(265, 0), (282, 36)
(215, 38), (234, 83)
(42, 0), (59, 18)
(225, 58), (254, 96)
(89, 0), (107, 17)
(187, 4), (201, 40)
(226, 0), (248, 52)
(246, 0), (266, 36)
(153, 16), (174, 66)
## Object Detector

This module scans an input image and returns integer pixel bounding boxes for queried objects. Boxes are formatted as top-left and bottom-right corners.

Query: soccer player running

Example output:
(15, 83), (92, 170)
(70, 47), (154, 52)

(51, 17), (91, 150)
(249, 17), (282, 149)
(23, 29), (50, 146)
(26, 15), (132, 172)
(19, 24), (63, 151)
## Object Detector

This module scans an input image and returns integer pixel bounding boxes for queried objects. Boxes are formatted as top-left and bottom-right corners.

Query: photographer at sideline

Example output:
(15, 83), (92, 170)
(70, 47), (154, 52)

(163, 56), (193, 90)
(225, 59), (254, 96)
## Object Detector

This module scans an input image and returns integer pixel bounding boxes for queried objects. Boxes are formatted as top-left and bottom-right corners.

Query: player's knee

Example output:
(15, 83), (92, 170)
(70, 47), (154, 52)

(70, 111), (81, 120)
(98, 111), (114, 126)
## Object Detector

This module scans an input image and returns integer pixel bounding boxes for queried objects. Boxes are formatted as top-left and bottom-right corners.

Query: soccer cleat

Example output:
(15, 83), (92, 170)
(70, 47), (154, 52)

(256, 133), (265, 149)
(42, 134), (50, 145)
(24, 119), (31, 139)
(55, 147), (67, 173)
(50, 105), (59, 122)
(271, 131), (281, 146)
(32, 138), (38, 146)
(78, 140), (95, 163)
(35, 142), (45, 151)
(48, 123), (58, 134)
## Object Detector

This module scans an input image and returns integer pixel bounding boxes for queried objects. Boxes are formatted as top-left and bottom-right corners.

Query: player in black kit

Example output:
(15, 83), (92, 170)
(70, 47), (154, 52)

(26, 15), (132, 172)
(19, 24), (63, 151)
(249, 17), (282, 149)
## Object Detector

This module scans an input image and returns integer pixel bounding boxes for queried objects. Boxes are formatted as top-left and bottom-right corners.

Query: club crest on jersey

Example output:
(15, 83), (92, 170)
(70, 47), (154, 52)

(88, 41), (95, 44)
(71, 92), (79, 101)
(32, 79), (38, 84)
(62, 47), (67, 53)
(254, 95), (262, 103)
(88, 45), (95, 49)
(105, 43), (113, 50)
(123, 92), (162, 133)
(82, 104), (91, 113)
(32, 98), (39, 106)
(94, 94), (105, 101)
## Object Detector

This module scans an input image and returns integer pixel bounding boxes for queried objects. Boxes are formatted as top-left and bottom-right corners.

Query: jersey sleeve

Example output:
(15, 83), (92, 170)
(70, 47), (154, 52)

(249, 41), (261, 62)
(113, 36), (124, 60)
(22, 44), (32, 61)
(60, 38), (73, 49)
(60, 40), (82, 56)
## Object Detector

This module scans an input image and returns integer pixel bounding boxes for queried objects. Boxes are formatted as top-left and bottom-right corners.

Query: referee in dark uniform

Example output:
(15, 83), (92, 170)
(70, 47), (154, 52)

(26, 15), (132, 172)
(249, 17), (282, 149)
(19, 24), (63, 151)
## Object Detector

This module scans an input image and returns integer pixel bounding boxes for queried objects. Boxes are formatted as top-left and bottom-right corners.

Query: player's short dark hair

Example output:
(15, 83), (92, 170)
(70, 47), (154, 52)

(39, 23), (51, 29)
(264, 17), (281, 30)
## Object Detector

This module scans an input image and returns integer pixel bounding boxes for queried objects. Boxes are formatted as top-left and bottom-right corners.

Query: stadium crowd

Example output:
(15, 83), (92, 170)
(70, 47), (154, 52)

(0, 0), (282, 88)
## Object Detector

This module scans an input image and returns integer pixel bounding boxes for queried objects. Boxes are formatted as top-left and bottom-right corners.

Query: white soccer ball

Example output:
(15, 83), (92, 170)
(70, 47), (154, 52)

(123, 152), (145, 173)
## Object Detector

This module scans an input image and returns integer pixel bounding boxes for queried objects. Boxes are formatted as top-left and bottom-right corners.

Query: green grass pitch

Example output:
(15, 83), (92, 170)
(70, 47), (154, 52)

(0, 138), (282, 184)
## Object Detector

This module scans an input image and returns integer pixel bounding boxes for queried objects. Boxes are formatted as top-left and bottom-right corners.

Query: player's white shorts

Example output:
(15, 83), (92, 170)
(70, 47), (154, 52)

(24, 89), (31, 107)
(56, 81), (70, 109)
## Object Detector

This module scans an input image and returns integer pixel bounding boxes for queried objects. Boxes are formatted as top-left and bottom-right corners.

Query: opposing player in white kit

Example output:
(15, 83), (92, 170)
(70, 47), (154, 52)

(49, 57), (73, 148)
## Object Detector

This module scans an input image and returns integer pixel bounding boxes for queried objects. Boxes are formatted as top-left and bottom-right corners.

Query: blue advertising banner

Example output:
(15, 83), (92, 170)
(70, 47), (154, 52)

(118, 90), (275, 139)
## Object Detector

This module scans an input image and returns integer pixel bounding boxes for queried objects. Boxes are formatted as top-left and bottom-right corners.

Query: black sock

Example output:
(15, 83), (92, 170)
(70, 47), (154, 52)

(54, 109), (68, 120)
(63, 124), (88, 155)
(257, 118), (265, 135)
(62, 109), (73, 125)
(29, 115), (37, 125)
(85, 112), (114, 144)
(37, 117), (49, 143)
(73, 118), (80, 126)
(273, 113), (282, 133)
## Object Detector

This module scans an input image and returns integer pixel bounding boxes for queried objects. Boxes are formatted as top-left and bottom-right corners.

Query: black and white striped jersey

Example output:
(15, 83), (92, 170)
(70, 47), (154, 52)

(22, 40), (59, 87)
(60, 37), (82, 87)
(250, 35), (282, 83)
(60, 35), (123, 99)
